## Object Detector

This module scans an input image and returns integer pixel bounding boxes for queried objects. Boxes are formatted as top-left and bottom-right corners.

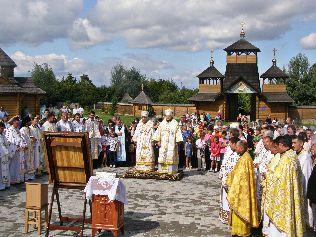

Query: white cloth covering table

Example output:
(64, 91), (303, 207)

(84, 176), (127, 204)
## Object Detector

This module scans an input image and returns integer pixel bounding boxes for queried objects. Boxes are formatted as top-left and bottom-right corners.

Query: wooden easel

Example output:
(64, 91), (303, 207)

(44, 132), (93, 237)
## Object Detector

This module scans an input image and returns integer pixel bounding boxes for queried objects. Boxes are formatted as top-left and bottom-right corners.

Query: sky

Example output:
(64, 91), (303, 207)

(1, 0), (316, 89)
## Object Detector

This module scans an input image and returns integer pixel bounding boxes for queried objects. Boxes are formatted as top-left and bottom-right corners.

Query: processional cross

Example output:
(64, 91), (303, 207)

(273, 48), (278, 59)
(240, 21), (246, 37)
(210, 49), (214, 66)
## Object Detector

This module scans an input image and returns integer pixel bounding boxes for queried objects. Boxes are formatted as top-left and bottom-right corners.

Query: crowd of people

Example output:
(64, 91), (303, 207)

(1, 104), (316, 236)
(218, 118), (316, 237)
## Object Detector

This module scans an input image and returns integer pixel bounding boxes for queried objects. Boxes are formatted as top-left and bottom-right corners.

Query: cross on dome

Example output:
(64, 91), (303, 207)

(240, 21), (246, 38)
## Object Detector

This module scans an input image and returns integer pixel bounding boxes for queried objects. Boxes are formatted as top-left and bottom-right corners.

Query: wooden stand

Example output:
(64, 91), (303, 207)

(43, 132), (93, 237)
(91, 195), (124, 237)
(46, 185), (92, 237)
(25, 205), (48, 235)
(25, 182), (49, 235)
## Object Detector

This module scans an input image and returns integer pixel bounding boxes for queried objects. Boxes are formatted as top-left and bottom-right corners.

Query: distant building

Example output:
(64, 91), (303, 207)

(189, 26), (293, 121)
(0, 48), (45, 117)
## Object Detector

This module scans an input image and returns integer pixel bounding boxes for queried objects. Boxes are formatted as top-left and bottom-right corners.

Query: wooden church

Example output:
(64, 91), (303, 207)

(189, 26), (293, 121)
(0, 48), (45, 117)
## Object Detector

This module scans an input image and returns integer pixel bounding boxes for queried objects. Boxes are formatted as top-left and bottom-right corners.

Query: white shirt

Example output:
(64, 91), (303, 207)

(78, 107), (84, 115)
(56, 120), (73, 132)
(72, 120), (84, 132)
(42, 121), (57, 132)
(196, 138), (206, 150)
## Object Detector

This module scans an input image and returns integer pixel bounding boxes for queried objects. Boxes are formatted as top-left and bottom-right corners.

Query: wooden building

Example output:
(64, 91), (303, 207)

(0, 48), (45, 116)
(189, 27), (293, 121)
(132, 90), (153, 117)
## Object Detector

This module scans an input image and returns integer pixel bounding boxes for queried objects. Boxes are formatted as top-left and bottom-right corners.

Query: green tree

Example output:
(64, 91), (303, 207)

(110, 65), (146, 99)
(286, 53), (316, 105)
(58, 73), (78, 103)
(77, 74), (97, 107)
(238, 93), (251, 115)
(31, 63), (59, 105)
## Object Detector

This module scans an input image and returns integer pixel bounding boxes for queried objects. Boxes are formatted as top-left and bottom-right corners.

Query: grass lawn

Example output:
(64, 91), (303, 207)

(84, 109), (136, 125)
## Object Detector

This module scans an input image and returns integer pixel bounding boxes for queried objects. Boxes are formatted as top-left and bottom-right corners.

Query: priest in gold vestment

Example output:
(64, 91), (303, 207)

(154, 109), (183, 174)
(226, 140), (259, 236)
(263, 135), (306, 237)
(132, 111), (155, 171)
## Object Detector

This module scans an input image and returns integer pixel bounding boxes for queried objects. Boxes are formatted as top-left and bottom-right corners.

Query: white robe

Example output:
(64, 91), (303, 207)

(218, 146), (239, 224)
(154, 119), (183, 174)
(0, 133), (10, 189)
(6, 126), (26, 183)
(115, 125), (127, 162)
(20, 127), (36, 180)
(85, 119), (101, 160)
(132, 120), (155, 171)
(298, 150), (314, 228)
(30, 124), (43, 170)
(254, 147), (274, 213)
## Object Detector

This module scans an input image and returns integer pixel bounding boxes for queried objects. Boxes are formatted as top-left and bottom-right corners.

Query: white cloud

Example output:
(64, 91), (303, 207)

(0, 0), (83, 45)
(69, 0), (316, 51)
(300, 33), (316, 49)
(1, 0), (315, 51)
(69, 18), (110, 48)
(11, 51), (175, 86)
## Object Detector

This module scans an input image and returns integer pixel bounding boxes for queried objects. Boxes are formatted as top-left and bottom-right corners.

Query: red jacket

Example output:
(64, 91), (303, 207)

(210, 142), (221, 157)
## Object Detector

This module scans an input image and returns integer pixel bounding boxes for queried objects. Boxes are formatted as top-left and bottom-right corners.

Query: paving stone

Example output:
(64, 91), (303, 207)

(0, 167), (230, 236)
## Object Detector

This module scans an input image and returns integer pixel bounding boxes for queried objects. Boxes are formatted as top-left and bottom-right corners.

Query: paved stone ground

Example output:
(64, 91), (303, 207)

(0, 167), (230, 237)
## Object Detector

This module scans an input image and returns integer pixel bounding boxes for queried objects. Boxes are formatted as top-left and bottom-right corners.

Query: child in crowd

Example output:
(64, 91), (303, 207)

(185, 137), (193, 169)
(196, 132), (206, 171)
(219, 130), (228, 172)
(100, 128), (109, 167)
(210, 136), (221, 172)
(108, 131), (118, 168)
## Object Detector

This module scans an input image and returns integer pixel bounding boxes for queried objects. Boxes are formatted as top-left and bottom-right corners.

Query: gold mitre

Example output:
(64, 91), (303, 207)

(141, 110), (149, 117)
(164, 108), (173, 116)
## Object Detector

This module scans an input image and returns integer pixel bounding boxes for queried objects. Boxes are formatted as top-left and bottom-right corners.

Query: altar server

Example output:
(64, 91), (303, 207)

(6, 116), (26, 184)
(30, 116), (44, 173)
(85, 111), (101, 160)
(0, 122), (10, 190)
(20, 116), (35, 180)
(292, 134), (314, 230)
(115, 118), (127, 163)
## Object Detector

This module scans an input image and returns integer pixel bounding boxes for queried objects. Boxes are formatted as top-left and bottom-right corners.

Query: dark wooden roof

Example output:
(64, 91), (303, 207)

(120, 93), (134, 103)
(15, 77), (46, 94)
(197, 65), (224, 79)
(224, 39), (260, 53)
(189, 93), (220, 102)
(0, 77), (24, 93)
(133, 91), (152, 105)
(0, 76), (45, 95)
(0, 48), (17, 67)
(260, 62), (289, 79)
(262, 92), (293, 103)
(224, 63), (260, 91)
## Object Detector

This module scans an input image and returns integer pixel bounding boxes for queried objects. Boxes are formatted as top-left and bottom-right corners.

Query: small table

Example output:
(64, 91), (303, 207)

(84, 176), (127, 237)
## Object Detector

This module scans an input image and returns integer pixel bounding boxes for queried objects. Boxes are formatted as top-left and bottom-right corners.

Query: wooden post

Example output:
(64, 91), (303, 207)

(17, 93), (21, 115)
